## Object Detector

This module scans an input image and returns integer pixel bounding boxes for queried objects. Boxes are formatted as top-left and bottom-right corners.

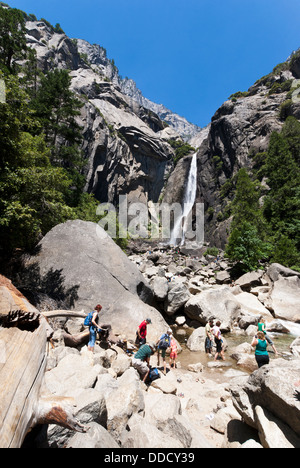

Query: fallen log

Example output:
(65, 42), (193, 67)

(0, 310), (87, 448)
(42, 310), (86, 320)
(63, 330), (90, 348)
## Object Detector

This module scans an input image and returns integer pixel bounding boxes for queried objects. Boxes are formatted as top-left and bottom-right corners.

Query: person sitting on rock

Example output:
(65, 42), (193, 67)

(132, 342), (156, 382)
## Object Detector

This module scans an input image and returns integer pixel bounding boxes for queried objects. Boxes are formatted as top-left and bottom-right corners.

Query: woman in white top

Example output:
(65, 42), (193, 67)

(213, 321), (225, 361)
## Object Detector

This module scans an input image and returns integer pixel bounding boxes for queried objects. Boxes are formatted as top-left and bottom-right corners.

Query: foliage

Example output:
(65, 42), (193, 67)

(226, 222), (271, 273)
(229, 91), (249, 100)
(204, 246), (219, 257)
(0, 6), (27, 73)
(168, 139), (195, 165)
(271, 234), (300, 269)
(229, 168), (265, 235)
(31, 69), (83, 163)
(0, 131), (76, 251)
(226, 117), (300, 272)
(0, 7), (102, 256)
(262, 123), (300, 251)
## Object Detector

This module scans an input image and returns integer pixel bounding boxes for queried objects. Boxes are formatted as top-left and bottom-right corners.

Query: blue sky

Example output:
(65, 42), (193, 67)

(7, 0), (300, 127)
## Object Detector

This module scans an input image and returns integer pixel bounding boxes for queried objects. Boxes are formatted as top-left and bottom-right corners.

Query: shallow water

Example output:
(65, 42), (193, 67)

(171, 325), (297, 384)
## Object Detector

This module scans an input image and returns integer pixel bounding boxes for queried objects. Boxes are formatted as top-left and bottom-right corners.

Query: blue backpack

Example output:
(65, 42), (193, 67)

(148, 367), (160, 382)
(84, 312), (94, 327)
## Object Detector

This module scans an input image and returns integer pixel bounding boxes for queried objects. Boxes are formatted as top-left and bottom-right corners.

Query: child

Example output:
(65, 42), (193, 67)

(169, 338), (178, 369)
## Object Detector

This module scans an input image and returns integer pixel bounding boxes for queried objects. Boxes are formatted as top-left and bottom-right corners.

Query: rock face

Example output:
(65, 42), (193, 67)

(19, 220), (169, 342)
(24, 20), (186, 210)
(231, 359), (300, 447)
(24, 20), (300, 249)
(120, 77), (201, 139)
(162, 64), (300, 248)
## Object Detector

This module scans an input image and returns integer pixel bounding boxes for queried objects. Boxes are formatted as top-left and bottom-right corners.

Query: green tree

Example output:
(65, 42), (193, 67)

(0, 6), (27, 73)
(0, 72), (36, 170)
(32, 69), (83, 167)
(271, 234), (300, 269)
(32, 69), (86, 206)
(230, 168), (265, 234)
(0, 130), (77, 252)
(225, 222), (271, 272)
(0, 72), (97, 254)
(225, 168), (270, 271)
(281, 116), (300, 165)
(263, 130), (300, 250)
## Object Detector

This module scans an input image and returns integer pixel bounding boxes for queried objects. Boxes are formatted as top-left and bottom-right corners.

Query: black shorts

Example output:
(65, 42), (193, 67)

(215, 338), (222, 353)
(255, 354), (269, 368)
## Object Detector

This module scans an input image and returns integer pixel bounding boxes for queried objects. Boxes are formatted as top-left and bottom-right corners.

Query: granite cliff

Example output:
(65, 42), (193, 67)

(163, 52), (300, 247)
(25, 20), (196, 209)
(24, 18), (300, 247)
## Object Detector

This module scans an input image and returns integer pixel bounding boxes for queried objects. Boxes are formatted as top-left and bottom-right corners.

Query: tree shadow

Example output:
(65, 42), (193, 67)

(294, 390), (300, 402)
(16, 262), (79, 310)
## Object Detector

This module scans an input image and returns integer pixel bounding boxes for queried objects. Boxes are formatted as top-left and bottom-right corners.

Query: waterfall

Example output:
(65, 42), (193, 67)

(170, 153), (197, 246)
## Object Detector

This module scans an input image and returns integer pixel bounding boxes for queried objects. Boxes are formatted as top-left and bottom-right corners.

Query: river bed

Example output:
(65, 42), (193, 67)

(171, 324), (299, 384)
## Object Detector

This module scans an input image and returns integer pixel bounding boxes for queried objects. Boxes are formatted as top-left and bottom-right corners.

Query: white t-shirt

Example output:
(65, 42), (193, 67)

(213, 326), (221, 339)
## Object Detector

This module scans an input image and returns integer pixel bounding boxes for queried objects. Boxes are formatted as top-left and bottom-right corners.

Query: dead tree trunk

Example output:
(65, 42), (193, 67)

(0, 310), (87, 448)
(42, 310), (86, 320)
(63, 330), (90, 348)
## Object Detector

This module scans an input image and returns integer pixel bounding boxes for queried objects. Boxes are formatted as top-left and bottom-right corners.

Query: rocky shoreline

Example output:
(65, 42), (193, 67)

(34, 241), (300, 447)
(2, 221), (300, 448)
(36, 327), (300, 449)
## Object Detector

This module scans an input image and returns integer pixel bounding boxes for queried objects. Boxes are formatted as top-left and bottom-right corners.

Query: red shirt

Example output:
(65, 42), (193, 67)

(138, 320), (148, 339)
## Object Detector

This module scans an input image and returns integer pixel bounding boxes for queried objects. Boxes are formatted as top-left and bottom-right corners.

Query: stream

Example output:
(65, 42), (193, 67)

(172, 322), (300, 384)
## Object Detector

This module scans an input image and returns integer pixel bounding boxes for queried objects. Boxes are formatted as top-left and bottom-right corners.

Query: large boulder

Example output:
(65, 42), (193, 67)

(266, 263), (300, 283)
(235, 271), (263, 292)
(105, 368), (145, 441)
(270, 276), (300, 323)
(66, 422), (119, 449)
(231, 359), (300, 443)
(234, 292), (273, 319)
(166, 282), (191, 316)
(20, 220), (169, 342)
(184, 286), (241, 331)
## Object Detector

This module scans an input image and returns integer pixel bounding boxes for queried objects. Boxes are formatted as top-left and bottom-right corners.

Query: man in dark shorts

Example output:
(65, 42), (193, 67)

(136, 318), (151, 347)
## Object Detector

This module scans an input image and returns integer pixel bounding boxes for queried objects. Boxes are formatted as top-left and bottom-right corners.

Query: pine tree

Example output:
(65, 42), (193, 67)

(225, 222), (271, 272)
(263, 130), (300, 247)
(230, 168), (265, 234)
(225, 168), (270, 271)
(32, 69), (83, 165)
(0, 6), (27, 74)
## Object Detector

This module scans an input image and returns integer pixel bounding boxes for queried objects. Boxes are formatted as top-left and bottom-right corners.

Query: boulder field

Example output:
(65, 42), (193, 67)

(2, 220), (300, 448)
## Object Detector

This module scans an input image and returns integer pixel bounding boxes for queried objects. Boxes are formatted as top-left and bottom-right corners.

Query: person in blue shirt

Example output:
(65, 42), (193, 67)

(156, 328), (172, 375)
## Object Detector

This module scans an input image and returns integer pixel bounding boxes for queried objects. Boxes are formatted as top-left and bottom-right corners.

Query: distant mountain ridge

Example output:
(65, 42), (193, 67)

(73, 38), (201, 140)
(120, 77), (201, 140)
